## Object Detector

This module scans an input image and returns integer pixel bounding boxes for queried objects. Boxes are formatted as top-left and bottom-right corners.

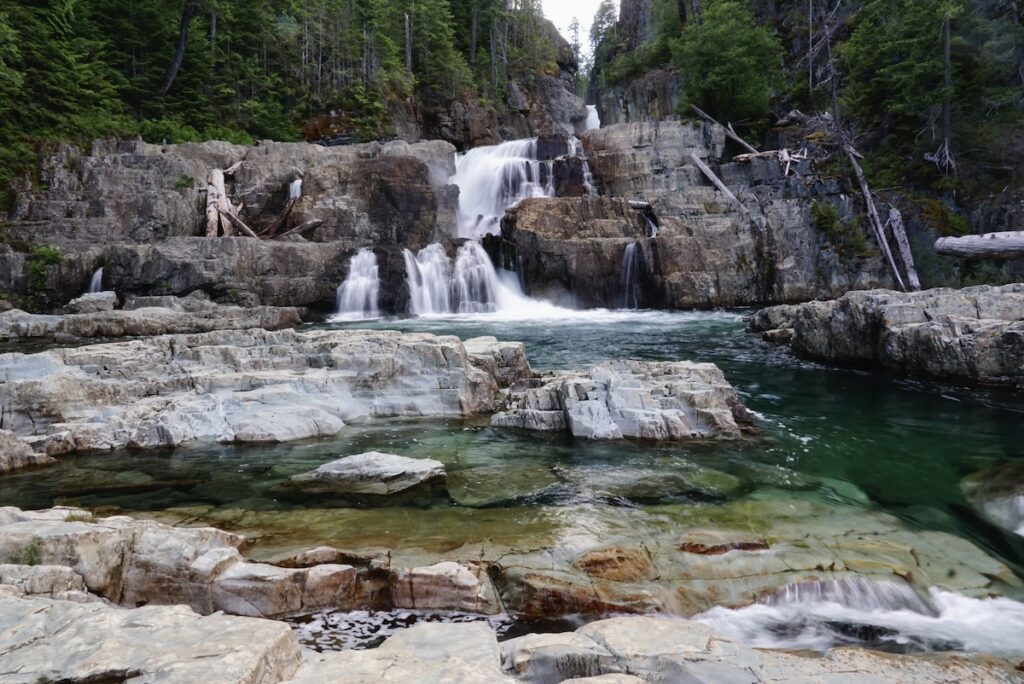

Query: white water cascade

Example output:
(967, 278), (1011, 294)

(621, 243), (642, 309)
(332, 249), (380, 320)
(404, 242), (512, 315)
(568, 137), (598, 196)
(585, 104), (601, 131)
(452, 139), (555, 239)
(87, 267), (103, 294)
(694, 577), (1024, 655)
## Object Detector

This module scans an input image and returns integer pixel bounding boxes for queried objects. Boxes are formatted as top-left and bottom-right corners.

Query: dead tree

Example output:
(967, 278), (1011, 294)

(936, 232), (1024, 260)
(160, 1), (197, 95)
(846, 146), (907, 291)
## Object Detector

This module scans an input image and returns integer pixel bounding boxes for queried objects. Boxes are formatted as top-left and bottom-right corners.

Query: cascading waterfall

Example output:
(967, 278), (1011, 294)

(568, 137), (597, 196)
(585, 105), (601, 131)
(87, 267), (103, 294)
(694, 577), (1024, 654)
(452, 139), (554, 239)
(404, 242), (505, 315)
(621, 243), (642, 309)
(333, 249), (380, 320)
(643, 214), (659, 238)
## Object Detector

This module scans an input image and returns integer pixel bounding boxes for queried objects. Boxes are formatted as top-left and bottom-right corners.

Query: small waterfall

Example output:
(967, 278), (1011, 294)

(568, 137), (597, 196)
(333, 249), (380, 320)
(585, 105), (601, 131)
(643, 213), (659, 238)
(621, 243), (642, 309)
(87, 267), (104, 294)
(404, 242), (527, 316)
(693, 577), (1024, 654)
(452, 139), (555, 239)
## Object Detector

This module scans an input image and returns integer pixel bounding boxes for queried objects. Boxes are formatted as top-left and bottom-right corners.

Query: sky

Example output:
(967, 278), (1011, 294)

(541, 0), (617, 61)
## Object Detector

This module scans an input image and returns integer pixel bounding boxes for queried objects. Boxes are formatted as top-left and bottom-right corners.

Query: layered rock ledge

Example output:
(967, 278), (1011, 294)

(749, 284), (1024, 386)
(493, 360), (754, 440)
(1, 592), (1019, 684)
(0, 329), (531, 454)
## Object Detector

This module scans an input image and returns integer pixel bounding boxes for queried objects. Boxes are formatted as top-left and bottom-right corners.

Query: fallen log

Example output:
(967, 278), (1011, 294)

(272, 218), (323, 240)
(935, 231), (1024, 260)
(217, 208), (259, 239)
(886, 207), (920, 290)
(845, 146), (906, 291)
(205, 168), (229, 237)
(628, 200), (652, 210)
(690, 104), (758, 154)
(689, 152), (749, 216)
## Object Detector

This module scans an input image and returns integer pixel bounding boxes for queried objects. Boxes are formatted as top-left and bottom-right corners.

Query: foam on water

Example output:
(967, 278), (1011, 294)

(694, 578), (1024, 655)
(331, 249), (380, 321)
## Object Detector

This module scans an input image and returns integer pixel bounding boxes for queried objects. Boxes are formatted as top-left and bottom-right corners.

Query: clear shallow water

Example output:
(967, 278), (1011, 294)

(3, 309), (1024, 653)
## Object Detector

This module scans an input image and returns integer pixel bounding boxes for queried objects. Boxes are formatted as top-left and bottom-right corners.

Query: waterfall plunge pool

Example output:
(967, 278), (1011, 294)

(4, 310), (1023, 655)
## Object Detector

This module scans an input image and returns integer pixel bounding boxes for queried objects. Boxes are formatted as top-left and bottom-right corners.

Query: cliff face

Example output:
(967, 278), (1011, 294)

(494, 119), (892, 309)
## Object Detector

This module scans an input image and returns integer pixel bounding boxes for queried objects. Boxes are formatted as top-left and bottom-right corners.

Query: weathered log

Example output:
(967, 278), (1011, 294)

(935, 231), (1024, 260)
(628, 200), (652, 210)
(205, 168), (229, 237)
(886, 207), (920, 290)
(217, 208), (259, 239)
(690, 104), (758, 154)
(272, 219), (323, 240)
(689, 153), (748, 215)
(264, 177), (303, 237)
(845, 146), (906, 291)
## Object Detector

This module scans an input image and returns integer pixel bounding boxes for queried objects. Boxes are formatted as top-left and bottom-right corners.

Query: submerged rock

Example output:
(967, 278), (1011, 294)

(962, 461), (1024, 537)
(0, 328), (505, 453)
(493, 360), (754, 441)
(750, 284), (1024, 386)
(281, 452), (447, 500)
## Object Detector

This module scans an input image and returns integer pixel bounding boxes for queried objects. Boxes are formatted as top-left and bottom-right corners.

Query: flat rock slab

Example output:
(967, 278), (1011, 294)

(282, 452), (446, 499)
(492, 360), (754, 440)
(0, 429), (54, 474)
(749, 284), (1024, 386)
(0, 592), (301, 684)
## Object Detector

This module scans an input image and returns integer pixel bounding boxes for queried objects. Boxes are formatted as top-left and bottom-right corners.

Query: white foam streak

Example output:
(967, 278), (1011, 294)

(332, 249), (380, 321)
(694, 583), (1024, 655)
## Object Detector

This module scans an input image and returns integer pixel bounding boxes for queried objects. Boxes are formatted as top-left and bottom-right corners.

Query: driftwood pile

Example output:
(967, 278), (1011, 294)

(203, 163), (322, 240)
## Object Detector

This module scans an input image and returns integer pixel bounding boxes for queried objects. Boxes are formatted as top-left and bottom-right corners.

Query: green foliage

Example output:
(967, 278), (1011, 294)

(670, 1), (782, 124)
(919, 199), (971, 236)
(27, 245), (62, 292)
(12, 537), (41, 566)
(174, 175), (194, 192)
(811, 202), (868, 257)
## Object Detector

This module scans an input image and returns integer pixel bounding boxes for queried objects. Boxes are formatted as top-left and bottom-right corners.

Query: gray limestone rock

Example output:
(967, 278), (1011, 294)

(283, 452), (446, 498)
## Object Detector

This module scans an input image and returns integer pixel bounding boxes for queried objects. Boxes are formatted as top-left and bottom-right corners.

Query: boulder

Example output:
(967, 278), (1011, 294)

(0, 592), (301, 684)
(0, 328), (504, 453)
(392, 561), (500, 614)
(493, 360), (754, 441)
(750, 284), (1024, 386)
(962, 461), (1024, 537)
(60, 291), (118, 314)
(0, 429), (54, 473)
(281, 452), (447, 501)
(464, 336), (534, 387)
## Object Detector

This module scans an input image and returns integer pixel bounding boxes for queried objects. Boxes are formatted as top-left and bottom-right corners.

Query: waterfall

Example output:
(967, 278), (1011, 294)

(451, 139), (554, 239)
(88, 267), (103, 294)
(404, 242), (504, 315)
(333, 249), (380, 320)
(568, 137), (597, 196)
(643, 214), (659, 238)
(585, 105), (601, 131)
(693, 577), (1024, 655)
(621, 243), (642, 310)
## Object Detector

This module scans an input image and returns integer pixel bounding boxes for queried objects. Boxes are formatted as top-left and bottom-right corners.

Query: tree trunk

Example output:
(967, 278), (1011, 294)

(935, 232), (1024, 260)
(808, 0), (814, 92)
(690, 0), (702, 25)
(887, 207), (921, 290)
(405, 13), (413, 72)
(845, 147), (906, 291)
(205, 168), (229, 237)
(159, 1), (197, 95)
(678, 0), (688, 25)
(941, 15), (954, 174)
(470, 5), (479, 63)
(209, 11), (216, 54)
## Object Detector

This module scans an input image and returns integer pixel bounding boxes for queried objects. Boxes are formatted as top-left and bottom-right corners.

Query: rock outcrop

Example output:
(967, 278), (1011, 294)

(0, 430), (54, 474)
(749, 284), (1024, 386)
(0, 296), (302, 341)
(494, 119), (892, 309)
(492, 360), (754, 440)
(280, 452), (447, 502)
(962, 461), (1024, 537)
(0, 329), (519, 454)
(1, 138), (459, 314)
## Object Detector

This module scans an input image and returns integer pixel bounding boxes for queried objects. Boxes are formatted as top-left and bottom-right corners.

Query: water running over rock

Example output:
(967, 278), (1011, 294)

(452, 139), (554, 239)
(621, 243), (642, 309)
(332, 249), (380, 320)
(585, 104), (601, 131)
(87, 267), (103, 294)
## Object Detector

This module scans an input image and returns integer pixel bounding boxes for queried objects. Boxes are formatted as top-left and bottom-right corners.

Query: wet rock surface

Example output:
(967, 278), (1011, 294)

(280, 452), (447, 501)
(0, 329), (509, 453)
(492, 360), (754, 440)
(750, 284), (1024, 386)
(495, 119), (892, 309)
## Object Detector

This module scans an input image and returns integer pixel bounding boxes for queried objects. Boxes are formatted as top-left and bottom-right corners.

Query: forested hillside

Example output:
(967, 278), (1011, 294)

(588, 0), (1024, 199)
(0, 0), (569, 205)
